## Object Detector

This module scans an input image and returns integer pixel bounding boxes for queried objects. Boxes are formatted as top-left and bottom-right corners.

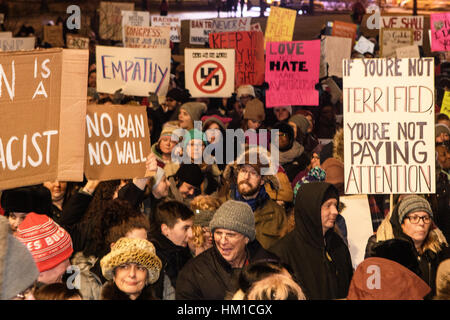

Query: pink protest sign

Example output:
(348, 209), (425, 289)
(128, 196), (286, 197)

(265, 40), (320, 107)
(430, 13), (450, 52)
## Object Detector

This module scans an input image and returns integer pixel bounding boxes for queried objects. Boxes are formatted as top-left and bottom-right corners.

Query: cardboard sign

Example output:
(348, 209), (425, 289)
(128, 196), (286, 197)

(332, 20), (357, 41)
(0, 37), (35, 51)
(190, 19), (213, 45)
(184, 48), (235, 98)
(0, 32), (12, 38)
(395, 45), (420, 58)
(265, 40), (320, 107)
(251, 23), (262, 32)
(209, 31), (264, 87)
(151, 16), (181, 43)
(430, 13), (450, 52)
(441, 91), (450, 118)
(339, 194), (374, 269)
(343, 57), (435, 194)
(66, 35), (90, 50)
(322, 35), (352, 78)
(211, 17), (252, 33)
(123, 25), (170, 49)
(84, 104), (151, 180)
(354, 35), (375, 55)
(380, 28), (414, 58)
(0, 48), (88, 190)
(381, 16), (424, 46)
(121, 10), (150, 42)
(99, 1), (134, 41)
(264, 6), (296, 46)
(96, 45), (171, 97)
(43, 25), (64, 47)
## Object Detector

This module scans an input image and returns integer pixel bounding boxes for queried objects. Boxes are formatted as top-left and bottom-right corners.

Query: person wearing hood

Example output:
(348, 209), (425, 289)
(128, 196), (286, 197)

(269, 182), (353, 300)
(176, 200), (278, 300)
(364, 195), (450, 298)
(346, 257), (430, 300)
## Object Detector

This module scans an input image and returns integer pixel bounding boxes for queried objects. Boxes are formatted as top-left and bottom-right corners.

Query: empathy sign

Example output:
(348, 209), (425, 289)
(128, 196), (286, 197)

(265, 7), (296, 45)
(430, 13), (450, 52)
(343, 58), (435, 194)
(185, 48), (235, 97)
(85, 104), (151, 180)
(0, 49), (88, 190)
(265, 40), (320, 107)
(123, 25), (170, 49)
(96, 45), (171, 96)
(381, 16), (424, 46)
(209, 31), (264, 87)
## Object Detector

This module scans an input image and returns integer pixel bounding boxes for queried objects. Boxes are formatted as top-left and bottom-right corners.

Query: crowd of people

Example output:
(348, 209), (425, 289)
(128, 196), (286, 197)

(0, 2), (450, 301)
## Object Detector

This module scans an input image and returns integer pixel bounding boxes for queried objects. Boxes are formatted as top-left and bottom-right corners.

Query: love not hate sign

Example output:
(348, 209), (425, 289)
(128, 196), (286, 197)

(84, 104), (151, 180)
(265, 40), (320, 107)
(96, 45), (171, 96)
(343, 58), (435, 194)
(0, 48), (88, 190)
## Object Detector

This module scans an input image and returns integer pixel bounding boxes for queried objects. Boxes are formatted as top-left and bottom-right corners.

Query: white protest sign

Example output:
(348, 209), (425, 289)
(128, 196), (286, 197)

(322, 35), (352, 78)
(151, 16), (181, 43)
(395, 45), (420, 58)
(380, 28), (414, 58)
(339, 194), (374, 269)
(354, 35), (375, 55)
(211, 17), (252, 33)
(0, 37), (35, 51)
(96, 45), (171, 97)
(381, 15), (424, 46)
(121, 10), (150, 42)
(66, 35), (90, 49)
(190, 19), (213, 45)
(0, 32), (12, 38)
(343, 58), (435, 194)
(184, 48), (235, 98)
(123, 25), (170, 49)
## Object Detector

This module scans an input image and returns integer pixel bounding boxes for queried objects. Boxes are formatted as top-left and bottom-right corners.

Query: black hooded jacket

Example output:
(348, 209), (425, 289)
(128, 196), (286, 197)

(269, 182), (353, 300)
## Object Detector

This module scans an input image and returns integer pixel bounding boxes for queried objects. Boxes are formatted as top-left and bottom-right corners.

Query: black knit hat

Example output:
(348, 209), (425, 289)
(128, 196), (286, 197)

(175, 164), (204, 189)
(166, 88), (190, 104)
(1, 185), (52, 216)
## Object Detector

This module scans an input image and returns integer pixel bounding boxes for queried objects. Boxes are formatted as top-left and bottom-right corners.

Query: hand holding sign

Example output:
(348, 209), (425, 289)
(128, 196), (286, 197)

(144, 152), (158, 178)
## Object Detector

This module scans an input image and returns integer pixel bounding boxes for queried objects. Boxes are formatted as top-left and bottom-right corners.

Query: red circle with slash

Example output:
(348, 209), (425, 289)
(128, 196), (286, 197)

(193, 60), (227, 94)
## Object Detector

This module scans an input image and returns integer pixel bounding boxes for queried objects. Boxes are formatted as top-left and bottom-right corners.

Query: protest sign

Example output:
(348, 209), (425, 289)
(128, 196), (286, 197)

(322, 35), (352, 78)
(121, 10), (150, 42)
(343, 57), (435, 194)
(380, 28), (414, 58)
(0, 48), (88, 190)
(209, 31), (264, 87)
(354, 35), (375, 55)
(151, 16), (181, 43)
(66, 35), (89, 49)
(185, 48), (235, 98)
(211, 17), (251, 33)
(0, 37), (35, 51)
(43, 25), (64, 47)
(430, 13), (450, 52)
(99, 1), (134, 41)
(190, 19), (213, 45)
(84, 104), (151, 180)
(395, 45), (420, 58)
(0, 32), (12, 38)
(339, 194), (374, 269)
(123, 25), (170, 49)
(332, 20), (357, 41)
(381, 16), (424, 46)
(250, 23), (262, 32)
(265, 40), (320, 107)
(264, 6), (296, 46)
(96, 45), (171, 97)
(441, 91), (450, 118)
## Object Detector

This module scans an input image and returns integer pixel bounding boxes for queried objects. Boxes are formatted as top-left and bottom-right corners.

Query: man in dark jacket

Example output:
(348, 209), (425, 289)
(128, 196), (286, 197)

(269, 182), (353, 300)
(176, 200), (278, 300)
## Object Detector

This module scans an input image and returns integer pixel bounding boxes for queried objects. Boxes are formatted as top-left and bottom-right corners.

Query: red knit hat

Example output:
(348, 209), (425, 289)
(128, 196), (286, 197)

(16, 213), (73, 272)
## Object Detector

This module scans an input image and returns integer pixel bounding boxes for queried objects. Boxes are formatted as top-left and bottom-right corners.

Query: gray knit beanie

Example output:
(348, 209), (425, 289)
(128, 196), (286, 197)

(289, 114), (310, 136)
(398, 195), (433, 224)
(0, 216), (39, 300)
(181, 102), (207, 122)
(209, 200), (255, 241)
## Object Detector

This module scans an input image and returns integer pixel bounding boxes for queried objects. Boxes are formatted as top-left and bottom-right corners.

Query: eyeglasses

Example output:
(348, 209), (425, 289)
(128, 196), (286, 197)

(405, 215), (432, 224)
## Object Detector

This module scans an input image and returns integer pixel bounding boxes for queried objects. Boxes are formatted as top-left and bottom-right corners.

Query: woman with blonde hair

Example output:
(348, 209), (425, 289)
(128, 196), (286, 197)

(188, 195), (222, 256)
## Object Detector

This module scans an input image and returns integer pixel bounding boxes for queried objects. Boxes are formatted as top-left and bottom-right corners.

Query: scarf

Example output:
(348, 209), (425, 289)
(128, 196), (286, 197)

(234, 185), (270, 212)
(279, 141), (304, 165)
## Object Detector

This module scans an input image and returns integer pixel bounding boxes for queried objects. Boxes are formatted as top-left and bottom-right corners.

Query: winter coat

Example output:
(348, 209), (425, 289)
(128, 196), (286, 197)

(101, 281), (158, 300)
(269, 182), (353, 300)
(364, 201), (450, 298)
(149, 232), (193, 300)
(175, 239), (279, 300)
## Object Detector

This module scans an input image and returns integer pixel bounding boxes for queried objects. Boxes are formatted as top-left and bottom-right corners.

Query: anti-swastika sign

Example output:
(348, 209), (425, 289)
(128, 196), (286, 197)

(185, 48), (235, 97)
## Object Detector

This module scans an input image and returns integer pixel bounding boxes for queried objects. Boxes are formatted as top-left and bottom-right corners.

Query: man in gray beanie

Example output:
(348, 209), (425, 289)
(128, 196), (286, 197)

(176, 200), (278, 300)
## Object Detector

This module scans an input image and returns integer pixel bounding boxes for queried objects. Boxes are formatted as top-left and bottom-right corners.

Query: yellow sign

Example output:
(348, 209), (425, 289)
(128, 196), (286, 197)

(264, 6), (296, 47)
(441, 91), (450, 118)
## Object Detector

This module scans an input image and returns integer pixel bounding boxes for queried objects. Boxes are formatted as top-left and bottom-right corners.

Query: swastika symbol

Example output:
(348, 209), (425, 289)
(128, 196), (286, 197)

(201, 67), (220, 86)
